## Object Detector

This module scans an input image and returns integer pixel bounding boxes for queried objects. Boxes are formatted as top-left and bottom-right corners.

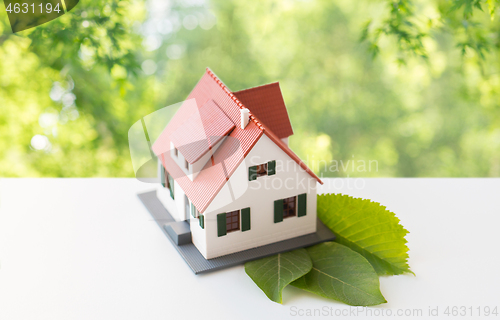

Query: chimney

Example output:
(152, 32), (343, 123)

(240, 108), (250, 129)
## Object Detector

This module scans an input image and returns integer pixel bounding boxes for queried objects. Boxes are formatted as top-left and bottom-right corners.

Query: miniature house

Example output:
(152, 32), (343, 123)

(152, 68), (323, 259)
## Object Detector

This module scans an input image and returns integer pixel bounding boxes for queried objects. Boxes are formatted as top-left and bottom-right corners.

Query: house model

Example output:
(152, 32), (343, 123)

(151, 68), (325, 261)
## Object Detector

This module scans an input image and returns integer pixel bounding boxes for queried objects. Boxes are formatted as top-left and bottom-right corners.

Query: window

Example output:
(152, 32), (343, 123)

(283, 196), (296, 218)
(249, 160), (276, 181)
(185, 160), (190, 171)
(199, 215), (205, 229)
(256, 163), (268, 177)
(166, 171), (170, 190)
(274, 193), (307, 223)
(216, 208), (251, 237)
(161, 165), (168, 188)
(168, 173), (175, 199)
(174, 147), (178, 157)
(190, 202), (199, 218)
(226, 210), (240, 233)
(161, 164), (174, 199)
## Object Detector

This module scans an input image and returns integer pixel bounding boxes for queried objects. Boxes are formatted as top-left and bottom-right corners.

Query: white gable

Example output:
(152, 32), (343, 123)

(187, 133), (317, 258)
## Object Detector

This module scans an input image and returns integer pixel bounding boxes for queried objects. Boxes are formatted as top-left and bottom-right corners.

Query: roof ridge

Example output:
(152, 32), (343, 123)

(206, 68), (265, 131)
(232, 81), (280, 94)
(205, 68), (321, 185)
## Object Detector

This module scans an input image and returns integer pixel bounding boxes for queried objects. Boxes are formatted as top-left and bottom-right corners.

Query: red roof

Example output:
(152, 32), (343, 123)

(152, 68), (321, 213)
(170, 99), (235, 164)
(233, 83), (293, 139)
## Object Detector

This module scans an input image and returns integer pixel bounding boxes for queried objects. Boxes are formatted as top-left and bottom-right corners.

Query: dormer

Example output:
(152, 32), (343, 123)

(169, 99), (235, 180)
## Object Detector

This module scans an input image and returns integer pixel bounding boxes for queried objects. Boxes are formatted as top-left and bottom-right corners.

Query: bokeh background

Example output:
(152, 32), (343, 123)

(1, 0), (499, 177)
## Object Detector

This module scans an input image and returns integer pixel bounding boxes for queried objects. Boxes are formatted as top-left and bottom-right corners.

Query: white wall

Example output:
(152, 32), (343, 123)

(189, 206), (207, 258)
(193, 134), (318, 259)
(157, 159), (188, 222)
(170, 142), (191, 180)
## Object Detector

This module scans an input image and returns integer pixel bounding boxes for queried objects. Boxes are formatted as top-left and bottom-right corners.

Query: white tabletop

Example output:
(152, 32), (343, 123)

(0, 178), (499, 320)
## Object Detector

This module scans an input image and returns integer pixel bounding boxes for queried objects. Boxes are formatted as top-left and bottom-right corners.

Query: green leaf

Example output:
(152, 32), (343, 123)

(487, 0), (496, 20)
(245, 248), (312, 304)
(291, 242), (386, 306)
(318, 193), (412, 276)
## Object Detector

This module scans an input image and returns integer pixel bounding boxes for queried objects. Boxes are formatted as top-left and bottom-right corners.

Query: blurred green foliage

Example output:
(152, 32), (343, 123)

(0, 0), (499, 177)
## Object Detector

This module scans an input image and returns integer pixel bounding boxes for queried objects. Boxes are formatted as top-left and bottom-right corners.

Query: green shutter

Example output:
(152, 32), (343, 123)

(298, 193), (307, 217)
(241, 207), (251, 231)
(168, 174), (174, 199)
(217, 213), (227, 237)
(199, 215), (204, 229)
(190, 203), (196, 218)
(248, 166), (257, 181)
(161, 165), (166, 188)
(274, 199), (283, 223)
(267, 160), (276, 176)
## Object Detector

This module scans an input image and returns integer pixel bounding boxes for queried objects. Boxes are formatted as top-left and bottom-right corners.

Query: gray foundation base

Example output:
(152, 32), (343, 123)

(138, 190), (336, 274)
